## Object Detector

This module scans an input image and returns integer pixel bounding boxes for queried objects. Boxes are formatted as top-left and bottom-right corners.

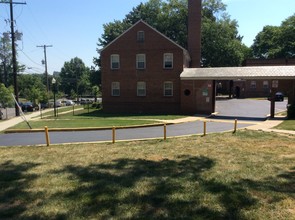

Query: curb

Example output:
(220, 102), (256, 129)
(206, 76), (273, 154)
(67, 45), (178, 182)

(4, 122), (174, 134)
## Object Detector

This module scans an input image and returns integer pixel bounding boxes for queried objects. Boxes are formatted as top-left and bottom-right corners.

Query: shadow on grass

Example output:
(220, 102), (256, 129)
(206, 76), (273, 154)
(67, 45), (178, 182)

(51, 156), (259, 219)
(76, 109), (184, 118)
(0, 161), (40, 219)
(1, 158), (294, 219)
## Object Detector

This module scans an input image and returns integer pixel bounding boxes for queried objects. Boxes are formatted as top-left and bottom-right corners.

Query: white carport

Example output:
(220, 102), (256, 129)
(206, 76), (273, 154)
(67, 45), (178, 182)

(180, 66), (295, 117)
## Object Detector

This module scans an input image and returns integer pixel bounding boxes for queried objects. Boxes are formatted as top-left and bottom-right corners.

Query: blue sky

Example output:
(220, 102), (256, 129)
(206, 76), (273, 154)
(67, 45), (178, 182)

(0, 0), (294, 74)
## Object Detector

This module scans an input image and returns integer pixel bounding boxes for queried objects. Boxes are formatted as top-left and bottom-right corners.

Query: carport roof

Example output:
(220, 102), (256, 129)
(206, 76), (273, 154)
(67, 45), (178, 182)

(180, 66), (295, 80)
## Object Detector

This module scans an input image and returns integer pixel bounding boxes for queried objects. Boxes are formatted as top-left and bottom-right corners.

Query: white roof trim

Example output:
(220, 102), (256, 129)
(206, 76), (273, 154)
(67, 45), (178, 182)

(180, 66), (295, 80)
(100, 20), (189, 55)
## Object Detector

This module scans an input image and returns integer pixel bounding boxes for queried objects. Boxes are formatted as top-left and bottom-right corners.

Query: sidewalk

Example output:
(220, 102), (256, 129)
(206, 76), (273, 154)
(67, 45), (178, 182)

(0, 110), (49, 132)
(1, 111), (294, 135)
(246, 117), (295, 135)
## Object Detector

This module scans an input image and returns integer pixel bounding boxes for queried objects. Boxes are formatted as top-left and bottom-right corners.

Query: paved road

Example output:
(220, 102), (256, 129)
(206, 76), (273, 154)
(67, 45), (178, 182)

(215, 99), (287, 119)
(0, 99), (287, 147)
(0, 120), (253, 147)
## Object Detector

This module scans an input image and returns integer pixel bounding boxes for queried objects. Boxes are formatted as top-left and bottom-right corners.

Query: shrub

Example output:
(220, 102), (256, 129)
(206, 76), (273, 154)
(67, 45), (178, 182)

(287, 104), (295, 119)
(91, 102), (101, 109)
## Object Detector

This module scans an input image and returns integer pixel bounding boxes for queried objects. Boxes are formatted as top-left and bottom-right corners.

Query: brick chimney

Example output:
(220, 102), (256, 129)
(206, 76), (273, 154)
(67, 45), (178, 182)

(188, 0), (202, 68)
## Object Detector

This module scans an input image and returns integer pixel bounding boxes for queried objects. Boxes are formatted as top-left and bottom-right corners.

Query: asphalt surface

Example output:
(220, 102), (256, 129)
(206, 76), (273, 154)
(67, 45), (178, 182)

(215, 98), (287, 119)
(0, 99), (288, 147)
(0, 120), (252, 147)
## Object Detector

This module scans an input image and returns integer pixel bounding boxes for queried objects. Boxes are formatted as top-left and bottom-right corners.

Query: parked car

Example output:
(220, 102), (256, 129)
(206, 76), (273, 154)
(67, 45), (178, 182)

(274, 92), (284, 101)
(40, 103), (49, 109)
(66, 100), (75, 106)
(55, 101), (62, 107)
(21, 102), (36, 112)
(268, 92), (284, 102)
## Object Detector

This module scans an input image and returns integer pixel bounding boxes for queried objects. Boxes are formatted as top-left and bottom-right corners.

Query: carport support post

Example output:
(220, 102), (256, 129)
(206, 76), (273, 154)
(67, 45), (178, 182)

(270, 99), (275, 118)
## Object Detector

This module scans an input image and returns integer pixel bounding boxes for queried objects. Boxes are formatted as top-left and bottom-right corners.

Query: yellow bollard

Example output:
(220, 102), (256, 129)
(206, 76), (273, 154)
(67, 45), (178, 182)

(112, 126), (116, 144)
(164, 124), (167, 140)
(233, 119), (238, 133)
(45, 126), (50, 146)
(203, 121), (207, 136)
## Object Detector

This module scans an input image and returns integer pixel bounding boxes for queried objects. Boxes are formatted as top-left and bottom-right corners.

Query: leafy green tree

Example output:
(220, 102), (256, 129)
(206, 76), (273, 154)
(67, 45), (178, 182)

(251, 26), (282, 58)
(17, 74), (46, 104)
(280, 14), (295, 58)
(96, 0), (249, 67)
(0, 33), (12, 87)
(0, 83), (13, 107)
(252, 14), (295, 58)
(201, 14), (248, 67)
(92, 85), (100, 102)
(59, 57), (91, 99)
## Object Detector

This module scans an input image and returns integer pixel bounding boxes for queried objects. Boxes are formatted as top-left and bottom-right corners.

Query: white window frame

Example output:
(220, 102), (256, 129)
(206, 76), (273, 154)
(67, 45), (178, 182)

(137, 81), (146, 96)
(136, 54), (146, 69)
(250, 81), (256, 89)
(137, 31), (145, 42)
(263, 80), (269, 89)
(111, 54), (120, 69)
(163, 53), (173, 69)
(164, 81), (173, 96)
(111, 82), (120, 96)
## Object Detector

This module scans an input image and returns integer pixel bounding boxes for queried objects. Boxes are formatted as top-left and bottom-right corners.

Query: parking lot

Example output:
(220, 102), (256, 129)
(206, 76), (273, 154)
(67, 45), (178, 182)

(215, 98), (288, 119)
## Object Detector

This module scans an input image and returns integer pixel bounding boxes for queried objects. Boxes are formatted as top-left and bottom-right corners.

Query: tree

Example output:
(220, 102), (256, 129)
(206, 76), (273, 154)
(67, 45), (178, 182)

(0, 33), (12, 87)
(18, 74), (47, 104)
(96, 0), (249, 67)
(251, 26), (282, 58)
(201, 14), (249, 67)
(92, 85), (100, 102)
(59, 57), (91, 100)
(0, 83), (13, 108)
(252, 14), (295, 58)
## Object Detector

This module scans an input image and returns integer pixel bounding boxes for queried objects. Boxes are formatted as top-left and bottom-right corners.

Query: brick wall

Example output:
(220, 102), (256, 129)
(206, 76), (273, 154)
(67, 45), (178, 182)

(101, 21), (185, 114)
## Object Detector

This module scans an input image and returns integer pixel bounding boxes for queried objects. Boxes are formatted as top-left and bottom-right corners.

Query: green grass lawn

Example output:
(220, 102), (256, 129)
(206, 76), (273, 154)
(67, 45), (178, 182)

(275, 119), (295, 131)
(0, 131), (294, 219)
(10, 108), (186, 130)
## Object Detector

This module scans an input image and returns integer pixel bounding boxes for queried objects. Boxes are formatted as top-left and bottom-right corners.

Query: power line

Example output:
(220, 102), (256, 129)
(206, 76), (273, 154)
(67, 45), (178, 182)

(0, 0), (26, 117)
(37, 44), (52, 92)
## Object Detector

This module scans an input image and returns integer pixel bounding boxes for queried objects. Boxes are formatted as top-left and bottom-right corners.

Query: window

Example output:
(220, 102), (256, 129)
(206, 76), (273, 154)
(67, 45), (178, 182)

(137, 31), (145, 42)
(137, 82), (146, 96)
(111, 82), (120, 96)
(250, 81), (256, 89)
(111, 54), (120, 69)
(136, 54), (146, 69)
(164, 82), (173, 96)
(263, 81), (269, 89)
(163, 53), (173, 69)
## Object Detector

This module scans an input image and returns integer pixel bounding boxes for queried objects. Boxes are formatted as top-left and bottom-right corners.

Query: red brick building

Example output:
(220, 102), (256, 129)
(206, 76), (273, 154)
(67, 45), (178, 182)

(100, 20), (190, 113)
(101, 0), (295, 115)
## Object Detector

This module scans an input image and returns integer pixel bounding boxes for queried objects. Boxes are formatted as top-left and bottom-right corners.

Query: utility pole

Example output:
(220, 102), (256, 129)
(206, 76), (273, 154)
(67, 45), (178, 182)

(37, 45), (52, 92)
(0, 0), (26, 116)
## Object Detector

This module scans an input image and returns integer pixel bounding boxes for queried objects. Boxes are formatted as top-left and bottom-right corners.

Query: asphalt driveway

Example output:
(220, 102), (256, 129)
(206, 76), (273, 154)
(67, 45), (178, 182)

(215, 98), (287, 119)
(0, 99), (288, 147)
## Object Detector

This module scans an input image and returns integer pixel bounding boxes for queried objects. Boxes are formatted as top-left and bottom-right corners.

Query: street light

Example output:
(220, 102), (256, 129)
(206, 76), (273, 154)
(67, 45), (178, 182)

(52, 78), (57, 117)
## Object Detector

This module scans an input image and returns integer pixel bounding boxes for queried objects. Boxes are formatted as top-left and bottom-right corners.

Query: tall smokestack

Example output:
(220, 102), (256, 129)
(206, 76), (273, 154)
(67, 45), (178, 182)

(188, 0), (202, 68)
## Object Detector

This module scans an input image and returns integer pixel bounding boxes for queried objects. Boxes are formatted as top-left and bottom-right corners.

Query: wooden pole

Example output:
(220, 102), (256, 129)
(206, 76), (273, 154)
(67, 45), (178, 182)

(112, 126), (116, 144)
(164, 124), (167, 140)
(233, 119), (238, 133)
(45, 126), (50, 146)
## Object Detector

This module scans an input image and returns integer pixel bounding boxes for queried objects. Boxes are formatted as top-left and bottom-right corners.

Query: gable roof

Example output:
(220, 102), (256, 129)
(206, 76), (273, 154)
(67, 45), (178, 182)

(181, 66), (295, 80)
(100, 20), (190, 58)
